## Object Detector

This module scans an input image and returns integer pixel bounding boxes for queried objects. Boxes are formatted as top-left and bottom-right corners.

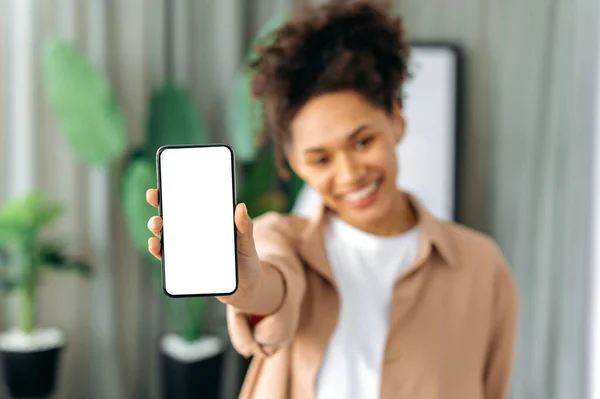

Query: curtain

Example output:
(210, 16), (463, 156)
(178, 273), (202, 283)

(394, 0), (600, 398)
(592, 60), (600, 399)
(0, 1), (292, 398)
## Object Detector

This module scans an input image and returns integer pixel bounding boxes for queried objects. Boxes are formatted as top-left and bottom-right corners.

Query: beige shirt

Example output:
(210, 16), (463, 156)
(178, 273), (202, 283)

(227, 193), (519, 399)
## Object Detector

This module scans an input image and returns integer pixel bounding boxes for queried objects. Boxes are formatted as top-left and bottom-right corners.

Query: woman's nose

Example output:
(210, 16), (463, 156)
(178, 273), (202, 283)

(335, 155), (364, 186)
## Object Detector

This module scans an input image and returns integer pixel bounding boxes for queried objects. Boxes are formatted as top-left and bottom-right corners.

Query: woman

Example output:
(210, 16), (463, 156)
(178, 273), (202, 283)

(146, 2), (519, 398)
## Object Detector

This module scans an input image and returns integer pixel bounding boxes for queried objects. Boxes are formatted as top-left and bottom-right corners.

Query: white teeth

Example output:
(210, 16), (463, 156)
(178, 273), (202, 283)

(344, 181), (379, 202)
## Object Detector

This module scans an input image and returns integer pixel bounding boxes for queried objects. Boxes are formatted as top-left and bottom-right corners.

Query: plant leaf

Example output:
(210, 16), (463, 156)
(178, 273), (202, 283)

(42, 38), (126, 166)
(120, 157), (158, 254)
(225, 13), (289, 163)
(37, 244), (93, 277)
(43, 259), (93, 276)
(247, 13), (289, 64)
(0, 190), (42, 227)
(35, 202), (64, 230)
(0, 246), (14, 269)
(164, 296), (209, 342)
(0, 278), (21, 293)
(238, 143), (278, 218)
(0, 247), (20, 292)
(145, 83), (208, 159)
(0, 190), (64, 244)
(0, 222), (28, 245)
(226, 71), (264, 162)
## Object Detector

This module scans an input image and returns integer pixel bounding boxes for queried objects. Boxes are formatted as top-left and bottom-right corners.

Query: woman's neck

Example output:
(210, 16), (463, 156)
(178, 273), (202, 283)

(337, 190), (418, 236)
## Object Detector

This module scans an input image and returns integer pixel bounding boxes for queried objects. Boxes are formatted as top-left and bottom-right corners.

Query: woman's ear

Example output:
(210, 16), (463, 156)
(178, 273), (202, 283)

(392, 101), (406, 144)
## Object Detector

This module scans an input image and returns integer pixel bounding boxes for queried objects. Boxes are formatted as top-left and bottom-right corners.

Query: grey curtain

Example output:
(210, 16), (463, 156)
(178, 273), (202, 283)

(394, 0), (599, 398)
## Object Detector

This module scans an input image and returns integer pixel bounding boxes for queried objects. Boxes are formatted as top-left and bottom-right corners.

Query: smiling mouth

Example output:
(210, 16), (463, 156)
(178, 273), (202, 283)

(341, 178), (382, 205)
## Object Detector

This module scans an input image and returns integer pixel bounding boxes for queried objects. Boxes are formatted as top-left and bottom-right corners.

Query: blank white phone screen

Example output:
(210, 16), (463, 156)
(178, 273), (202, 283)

(158, 145), (237, 296)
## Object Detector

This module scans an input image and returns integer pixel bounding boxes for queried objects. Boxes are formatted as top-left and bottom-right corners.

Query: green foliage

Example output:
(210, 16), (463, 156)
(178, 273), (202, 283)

(118, 82), (211, 342)
(247, 13), (289, 64)
(238, 143), (280, 217)
(120, 150), (210, 341)
(239, 157), (306, 219)
(145, 84), (208, 159)
(41, 37), (212, 343)
(36, 242), (93, 277)
(42, 17), (307, 344)
(227, 12), (306, 217)
(226, 12), (289, 163)
(0, 190), (92, 333)
(42, 38), (127, 166)
(0, 190), (63, 246)
(141, 255), (208, 342)
(164, 293), (210, 343)
(121, 157), (157, 254)
(226, 71), (263, 163)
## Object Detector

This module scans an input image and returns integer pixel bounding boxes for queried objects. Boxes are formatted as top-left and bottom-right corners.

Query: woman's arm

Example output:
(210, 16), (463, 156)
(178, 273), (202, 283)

(226, 212), (307, 358)
(218, 261), (285, 316)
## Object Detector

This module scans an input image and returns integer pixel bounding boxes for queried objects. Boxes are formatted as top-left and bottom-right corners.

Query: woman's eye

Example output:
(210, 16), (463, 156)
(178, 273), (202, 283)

(314, 157), (330, 166)
(355, 136), (374, 150)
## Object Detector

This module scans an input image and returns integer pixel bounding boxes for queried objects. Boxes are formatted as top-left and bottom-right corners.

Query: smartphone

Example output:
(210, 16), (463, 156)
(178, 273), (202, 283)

(156, 144), (238, 297)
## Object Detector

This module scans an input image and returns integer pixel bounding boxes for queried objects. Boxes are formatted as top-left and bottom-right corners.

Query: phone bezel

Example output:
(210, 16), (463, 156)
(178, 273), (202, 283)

(155, 143), (239, 298)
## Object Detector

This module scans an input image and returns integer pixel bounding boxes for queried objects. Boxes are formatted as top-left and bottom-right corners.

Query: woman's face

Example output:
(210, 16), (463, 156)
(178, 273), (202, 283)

(288, 90), (405, 227)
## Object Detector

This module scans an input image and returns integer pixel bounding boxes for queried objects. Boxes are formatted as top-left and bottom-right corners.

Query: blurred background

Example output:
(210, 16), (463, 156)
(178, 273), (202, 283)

(1, 0), (600, 398)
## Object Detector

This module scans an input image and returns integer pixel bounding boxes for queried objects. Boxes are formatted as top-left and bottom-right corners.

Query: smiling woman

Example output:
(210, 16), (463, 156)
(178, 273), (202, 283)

(144, 2), (519, 399)
(249, 0), (413, 236)
(285, 90), (414, 235)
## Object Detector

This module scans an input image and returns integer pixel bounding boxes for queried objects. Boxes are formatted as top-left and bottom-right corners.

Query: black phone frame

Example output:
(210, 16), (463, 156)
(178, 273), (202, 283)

(156, 143), (239, 298)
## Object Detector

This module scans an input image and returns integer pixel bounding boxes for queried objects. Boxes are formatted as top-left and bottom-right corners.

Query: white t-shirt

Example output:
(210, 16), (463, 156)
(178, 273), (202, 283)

(315, 214), (421, 399)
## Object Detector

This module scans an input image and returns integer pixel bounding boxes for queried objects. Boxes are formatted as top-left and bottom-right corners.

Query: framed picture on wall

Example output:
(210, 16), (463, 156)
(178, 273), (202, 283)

(292, 43), (463, 222)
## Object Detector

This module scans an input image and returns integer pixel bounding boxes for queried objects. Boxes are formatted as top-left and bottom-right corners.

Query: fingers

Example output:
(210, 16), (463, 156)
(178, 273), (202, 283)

(148, 237), (162, 260)
(147, 216), (162, 238)
(146, 189), (159, 208)
(146, 189), (162, 259)
(235, 203), (256, 259)
(234, 203), (252, 235)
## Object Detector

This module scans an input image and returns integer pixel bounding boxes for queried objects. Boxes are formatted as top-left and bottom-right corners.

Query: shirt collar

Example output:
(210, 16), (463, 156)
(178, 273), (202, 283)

(404, 192), (459, 268)
(298, 191), (459, 276)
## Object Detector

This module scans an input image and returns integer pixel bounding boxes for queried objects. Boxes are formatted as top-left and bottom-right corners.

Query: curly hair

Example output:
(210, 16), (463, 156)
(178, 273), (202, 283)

(249, 0), (411, 178)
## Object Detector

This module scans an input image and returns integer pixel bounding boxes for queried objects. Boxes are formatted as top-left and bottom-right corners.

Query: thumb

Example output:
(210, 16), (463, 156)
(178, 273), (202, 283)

(235, 203), (256, 258)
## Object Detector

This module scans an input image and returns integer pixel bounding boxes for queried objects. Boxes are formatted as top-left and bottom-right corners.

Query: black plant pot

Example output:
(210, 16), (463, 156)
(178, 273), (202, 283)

(160, 346), (225, 399)
(0, 346), (63, 398)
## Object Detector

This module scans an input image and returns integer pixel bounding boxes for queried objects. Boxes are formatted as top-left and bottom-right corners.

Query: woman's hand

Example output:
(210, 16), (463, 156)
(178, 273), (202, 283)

(145, 189), (281, 312)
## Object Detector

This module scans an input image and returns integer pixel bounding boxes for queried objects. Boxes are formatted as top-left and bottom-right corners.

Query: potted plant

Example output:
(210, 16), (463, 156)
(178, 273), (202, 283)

(0, 190), (92, 398)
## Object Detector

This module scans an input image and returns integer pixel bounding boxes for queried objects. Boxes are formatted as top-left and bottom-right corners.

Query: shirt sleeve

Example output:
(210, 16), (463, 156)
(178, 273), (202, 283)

(227, 212), (307, 358)
(483, 250), (520, 399)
